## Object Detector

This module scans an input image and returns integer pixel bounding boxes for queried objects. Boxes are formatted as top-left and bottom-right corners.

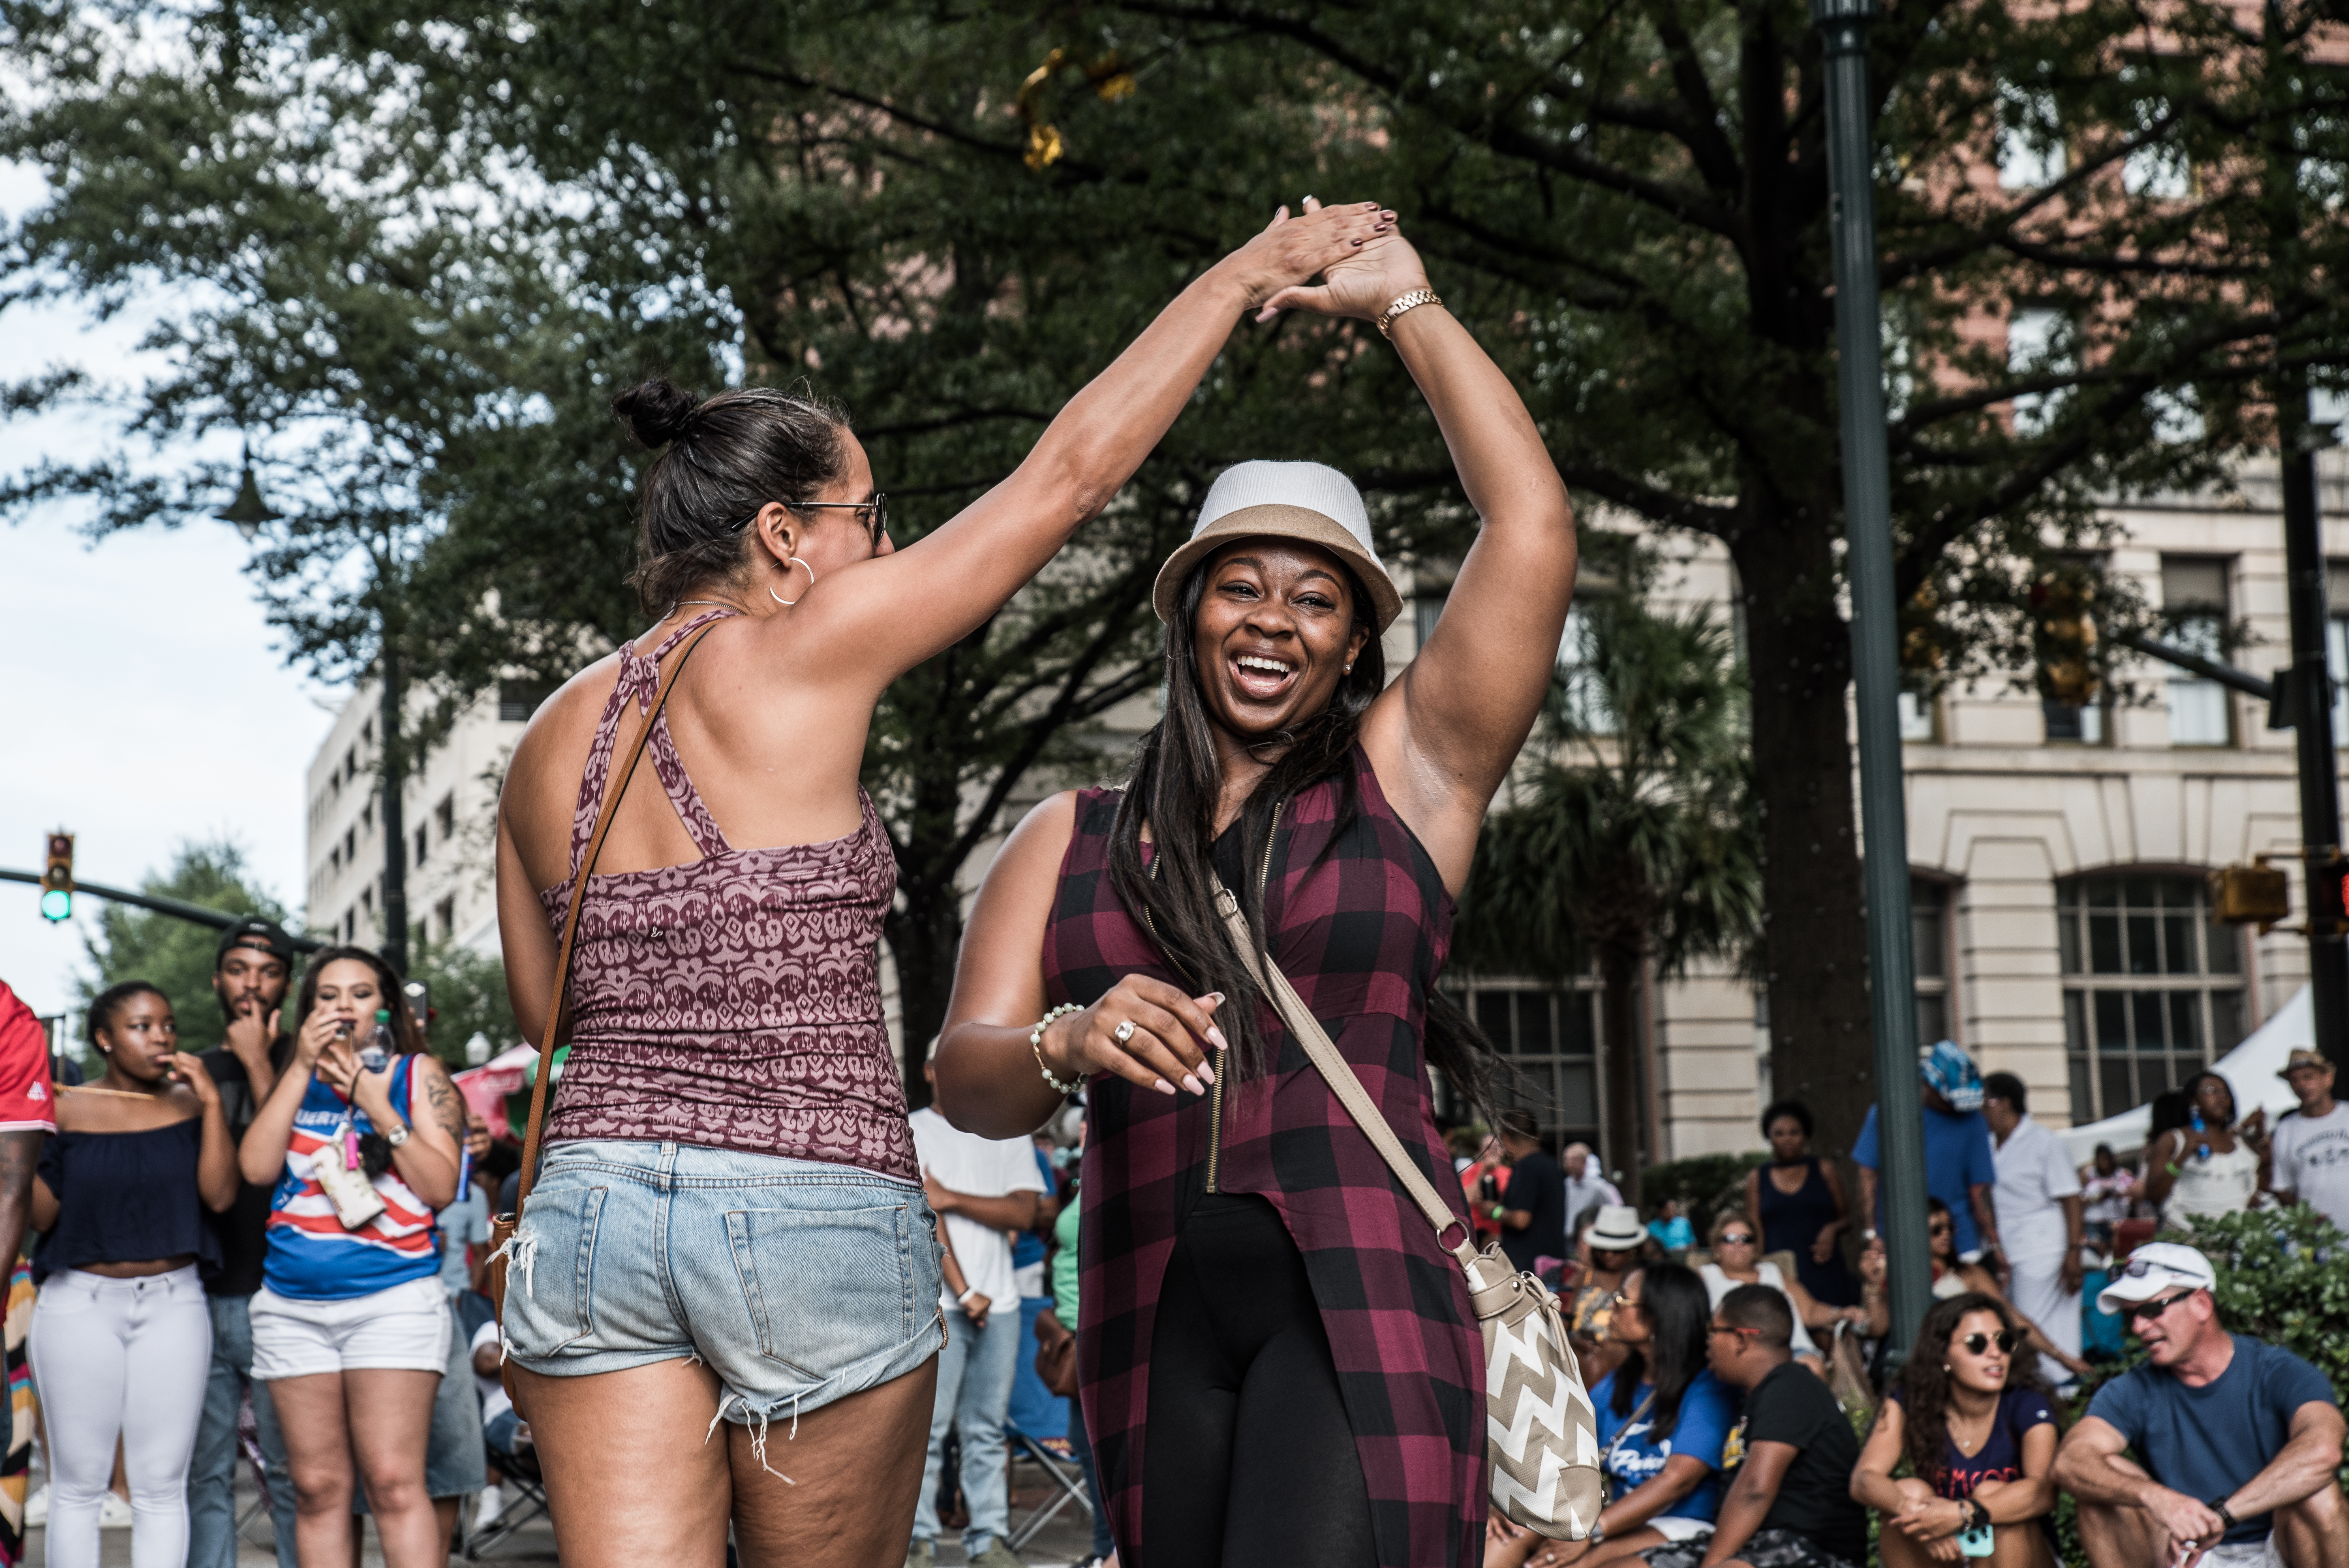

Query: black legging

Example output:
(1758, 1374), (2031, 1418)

(1139, 1193), (1376, 1568)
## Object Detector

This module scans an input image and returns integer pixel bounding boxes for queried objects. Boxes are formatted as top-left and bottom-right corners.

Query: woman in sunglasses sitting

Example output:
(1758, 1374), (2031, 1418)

(1923, 1197), (2090, 1383)
(1852, 1294), (2060, 1567)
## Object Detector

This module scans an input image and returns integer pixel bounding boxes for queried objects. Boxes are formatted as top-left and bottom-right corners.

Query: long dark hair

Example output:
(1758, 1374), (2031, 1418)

(1104, 553), (1501, 1110)
(1611, 1262), (1711, 1438)
(1892, 1292), (2050, 1484)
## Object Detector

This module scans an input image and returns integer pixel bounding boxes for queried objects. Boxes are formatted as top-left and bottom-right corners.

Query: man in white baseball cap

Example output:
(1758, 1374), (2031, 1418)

(2055, 1243), (2345, 1567)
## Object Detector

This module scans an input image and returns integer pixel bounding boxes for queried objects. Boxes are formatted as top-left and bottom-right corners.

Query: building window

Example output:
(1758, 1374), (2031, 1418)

(2059, 872), (2245, 1125)
(2043, 699), (2106, 744)
(1414, 578), (1450, 655)
(435, 794), (456, 843)
(499, 681), (552, 722)
(436, 896), (457, 941)
(2325, 562), (2349, 737)
(342, 828), (356, 866)
(1455, 984), (1601, 1155)
(1555, 605), (1615, 734)
(1912, 877), (1956, 1045)
(1996, 85), (2067, 190)
(343, 907), (357, 942)
(2161, 557), (2231, 747)
(413, 826), (428, 868)
(1898, 689), (1937, 742)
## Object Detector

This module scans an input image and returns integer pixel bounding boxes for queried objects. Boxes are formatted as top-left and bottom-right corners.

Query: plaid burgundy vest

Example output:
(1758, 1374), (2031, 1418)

(1046, 745), (1485, 1568)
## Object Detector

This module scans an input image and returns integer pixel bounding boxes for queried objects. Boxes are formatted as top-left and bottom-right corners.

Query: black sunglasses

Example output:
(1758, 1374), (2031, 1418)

(1957, 1329), (2025, 1355)
(2121, 1290), (2197, 1326)
(1718, 1233), (1756, 1247)
(788, 492), (889, 544)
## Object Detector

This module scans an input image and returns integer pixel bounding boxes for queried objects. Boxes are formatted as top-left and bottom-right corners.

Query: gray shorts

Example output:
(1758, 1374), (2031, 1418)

(1645, 1529), (1859, 1568)
(503, 1140), (946, 1435)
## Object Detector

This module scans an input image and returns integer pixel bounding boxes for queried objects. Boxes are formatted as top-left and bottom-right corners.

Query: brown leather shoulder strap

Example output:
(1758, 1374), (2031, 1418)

(511, 620), (721, 1215)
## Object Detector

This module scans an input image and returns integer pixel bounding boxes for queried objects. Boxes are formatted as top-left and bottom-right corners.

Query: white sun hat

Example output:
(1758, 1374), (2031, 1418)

(1151, 460), (1403, 632)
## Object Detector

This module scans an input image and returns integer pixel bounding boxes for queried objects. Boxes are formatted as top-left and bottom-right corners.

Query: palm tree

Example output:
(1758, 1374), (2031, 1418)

(1457, 567), (1762, 1206)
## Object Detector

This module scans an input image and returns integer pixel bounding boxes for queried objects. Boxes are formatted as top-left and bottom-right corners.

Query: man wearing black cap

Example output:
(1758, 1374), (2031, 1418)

(186, 919), (301, 1568)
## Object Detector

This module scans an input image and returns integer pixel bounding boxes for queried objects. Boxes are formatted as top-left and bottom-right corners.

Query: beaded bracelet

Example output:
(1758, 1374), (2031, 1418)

(1031, 1003), (1086, 1095)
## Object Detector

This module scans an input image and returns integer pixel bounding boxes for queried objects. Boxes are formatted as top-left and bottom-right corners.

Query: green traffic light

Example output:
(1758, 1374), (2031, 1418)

(39, 890), (71, 922)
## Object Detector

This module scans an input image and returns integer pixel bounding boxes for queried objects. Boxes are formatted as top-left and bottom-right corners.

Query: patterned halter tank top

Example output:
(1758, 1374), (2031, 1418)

(536, 608), (917, 1181)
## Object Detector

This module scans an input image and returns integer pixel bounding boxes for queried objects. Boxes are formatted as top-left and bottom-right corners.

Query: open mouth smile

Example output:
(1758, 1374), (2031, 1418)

(1230, 652), (1298, 700)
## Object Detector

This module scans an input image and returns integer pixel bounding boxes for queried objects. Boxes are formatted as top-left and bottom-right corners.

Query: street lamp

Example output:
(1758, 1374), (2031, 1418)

(216, 444), (277, 542)
(1810, 0), (1934, 1364)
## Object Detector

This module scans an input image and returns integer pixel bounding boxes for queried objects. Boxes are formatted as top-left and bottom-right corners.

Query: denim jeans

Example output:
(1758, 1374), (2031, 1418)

(913, 1302), (1020, 1553)
(185, 1292), (298, 1568)
(1068, 1396), (1115, 1560)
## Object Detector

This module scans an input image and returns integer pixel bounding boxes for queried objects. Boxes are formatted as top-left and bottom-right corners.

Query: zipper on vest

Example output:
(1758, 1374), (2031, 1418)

(1207, 802), (1280, 1196)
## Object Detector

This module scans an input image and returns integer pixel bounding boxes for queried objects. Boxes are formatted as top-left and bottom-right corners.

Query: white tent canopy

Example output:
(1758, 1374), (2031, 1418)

(2058, 984), (2312, 1165)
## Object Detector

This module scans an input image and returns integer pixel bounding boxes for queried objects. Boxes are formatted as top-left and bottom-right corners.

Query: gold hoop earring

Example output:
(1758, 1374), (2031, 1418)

(770, 556), (815, 606)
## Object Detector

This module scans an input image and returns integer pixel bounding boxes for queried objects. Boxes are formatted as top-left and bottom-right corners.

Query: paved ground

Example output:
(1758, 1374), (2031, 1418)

(19, 1450), (1098, 1566)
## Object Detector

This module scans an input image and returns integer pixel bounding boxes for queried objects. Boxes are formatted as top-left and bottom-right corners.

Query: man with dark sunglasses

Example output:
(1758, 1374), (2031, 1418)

(2054, 1244), (2345, 1567)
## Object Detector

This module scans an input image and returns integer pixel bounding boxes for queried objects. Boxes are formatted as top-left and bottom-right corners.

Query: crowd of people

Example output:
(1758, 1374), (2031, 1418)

(2, 193), (2345, 1568)
(1455, 1040), (2349, 1568)
(0, 918), (524, 1568)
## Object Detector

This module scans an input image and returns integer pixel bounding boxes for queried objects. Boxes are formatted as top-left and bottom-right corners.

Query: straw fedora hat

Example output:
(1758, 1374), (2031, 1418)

(1151, 461), (1403, 633)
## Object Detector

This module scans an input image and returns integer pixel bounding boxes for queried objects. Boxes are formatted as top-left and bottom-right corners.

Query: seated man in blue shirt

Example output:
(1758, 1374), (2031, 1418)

(2054, 1244), (2346, 1568)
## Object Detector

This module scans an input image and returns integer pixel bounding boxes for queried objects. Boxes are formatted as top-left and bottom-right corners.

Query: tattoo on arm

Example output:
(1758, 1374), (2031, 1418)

(420, 1063), (467, 1147)
(0, 1130), (43, 1265)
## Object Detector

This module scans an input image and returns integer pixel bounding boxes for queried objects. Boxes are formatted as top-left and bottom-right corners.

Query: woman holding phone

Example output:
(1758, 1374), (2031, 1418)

(492, 197), (1392, 1568)
(239, 946), (464, 1568)
(934, 218), (1578, 1567)
(30, 981), (236, 1568)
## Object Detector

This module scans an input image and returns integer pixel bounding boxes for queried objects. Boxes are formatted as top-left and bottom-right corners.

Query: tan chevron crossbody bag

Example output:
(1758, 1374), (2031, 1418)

(1208, 876), (1605, 1540)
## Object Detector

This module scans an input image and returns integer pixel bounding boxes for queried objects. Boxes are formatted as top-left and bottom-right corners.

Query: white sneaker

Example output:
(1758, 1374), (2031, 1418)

(473, 1484), (505, 1529)
(98, 1492), (134, 1529)
(23, 1487), (43, 1527)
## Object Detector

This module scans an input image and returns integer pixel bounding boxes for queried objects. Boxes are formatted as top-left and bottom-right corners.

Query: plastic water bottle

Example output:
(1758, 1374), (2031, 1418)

(359, 1009), (394, 1072)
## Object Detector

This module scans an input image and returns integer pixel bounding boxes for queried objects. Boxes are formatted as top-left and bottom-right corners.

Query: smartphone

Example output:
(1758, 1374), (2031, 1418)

(1957, 1522), (1995, 1558)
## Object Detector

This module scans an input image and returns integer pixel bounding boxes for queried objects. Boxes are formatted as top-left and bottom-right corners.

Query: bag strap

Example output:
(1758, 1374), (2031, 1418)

(1599, 1386), (1658, 1473)
(511, 620), (722, 1216)
(1207, 873), (1480, 1273)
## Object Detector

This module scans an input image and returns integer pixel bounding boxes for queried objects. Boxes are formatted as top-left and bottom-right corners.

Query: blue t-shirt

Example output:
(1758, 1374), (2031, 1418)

(1853, 1103), (1998, 1255)
(2087, 1337), (2339, 1544)
(1591, 1366), (1739, 1524)
(1887, 1384), (2056, 1502)
(1649, 1216), (1694, 1251)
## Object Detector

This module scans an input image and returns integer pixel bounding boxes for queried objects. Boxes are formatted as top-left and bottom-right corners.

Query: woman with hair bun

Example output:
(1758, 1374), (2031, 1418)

(492, 197), (1395, 1566)
(30, 982), (236, 1568)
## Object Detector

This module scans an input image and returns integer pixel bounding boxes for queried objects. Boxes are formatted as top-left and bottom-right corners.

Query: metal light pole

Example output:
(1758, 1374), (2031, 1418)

(2266, 0), (2349, 1073)
(1812, 0), (1934, 1361)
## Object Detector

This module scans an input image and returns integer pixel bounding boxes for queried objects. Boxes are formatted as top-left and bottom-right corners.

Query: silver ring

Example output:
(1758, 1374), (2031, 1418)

(1113, 1020), (1135, 1043)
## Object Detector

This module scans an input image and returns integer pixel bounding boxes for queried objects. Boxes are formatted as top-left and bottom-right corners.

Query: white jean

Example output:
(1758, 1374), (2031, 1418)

(29, 1265), (213, 1568)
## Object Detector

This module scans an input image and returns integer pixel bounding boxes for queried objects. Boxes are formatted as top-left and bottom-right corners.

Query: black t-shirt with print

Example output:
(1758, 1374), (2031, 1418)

(1734, 1360), (1868, 1564)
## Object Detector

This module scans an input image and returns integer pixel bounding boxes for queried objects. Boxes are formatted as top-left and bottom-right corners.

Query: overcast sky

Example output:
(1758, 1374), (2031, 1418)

(1, 159), (336, 1022)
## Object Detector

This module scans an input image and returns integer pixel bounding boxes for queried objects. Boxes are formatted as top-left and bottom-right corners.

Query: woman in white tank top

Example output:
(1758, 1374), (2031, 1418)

(2144, 1070), (2268, 1231)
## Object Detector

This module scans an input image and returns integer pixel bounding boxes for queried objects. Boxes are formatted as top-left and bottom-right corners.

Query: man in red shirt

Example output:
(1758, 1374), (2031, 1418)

(0, 980), (59, 1568)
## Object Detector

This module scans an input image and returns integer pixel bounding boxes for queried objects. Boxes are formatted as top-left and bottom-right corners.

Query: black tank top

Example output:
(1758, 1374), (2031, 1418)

(35, 1119), (219, 1283)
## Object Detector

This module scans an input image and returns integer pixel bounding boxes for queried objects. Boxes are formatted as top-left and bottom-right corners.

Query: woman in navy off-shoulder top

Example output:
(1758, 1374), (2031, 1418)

(30, 982), (237, 1568)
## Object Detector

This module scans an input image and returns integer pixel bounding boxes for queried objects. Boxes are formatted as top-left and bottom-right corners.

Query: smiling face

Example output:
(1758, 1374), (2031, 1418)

(1189, 539), (1371, 743)
(1713, 1222), (1759, 1273)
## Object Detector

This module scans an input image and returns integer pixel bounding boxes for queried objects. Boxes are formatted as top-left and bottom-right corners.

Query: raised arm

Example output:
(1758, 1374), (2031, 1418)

(1272, 230), (1575, 889)
(781, 201), (1396, 685)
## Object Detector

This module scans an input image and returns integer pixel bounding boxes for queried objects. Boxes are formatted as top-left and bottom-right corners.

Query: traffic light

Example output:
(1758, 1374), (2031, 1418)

(39, 832), (73, 922)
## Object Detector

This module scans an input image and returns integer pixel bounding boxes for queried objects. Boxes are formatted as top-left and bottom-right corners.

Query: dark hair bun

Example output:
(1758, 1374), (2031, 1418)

(612, 378), (701, 447)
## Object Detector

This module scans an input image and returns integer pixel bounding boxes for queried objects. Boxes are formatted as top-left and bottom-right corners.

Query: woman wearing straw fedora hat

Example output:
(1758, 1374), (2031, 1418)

(937, 221), (1577, 1568)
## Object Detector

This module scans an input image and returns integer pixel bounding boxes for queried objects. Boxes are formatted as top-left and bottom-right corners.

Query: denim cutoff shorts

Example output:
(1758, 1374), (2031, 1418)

(502, 1140), (945, 1436)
